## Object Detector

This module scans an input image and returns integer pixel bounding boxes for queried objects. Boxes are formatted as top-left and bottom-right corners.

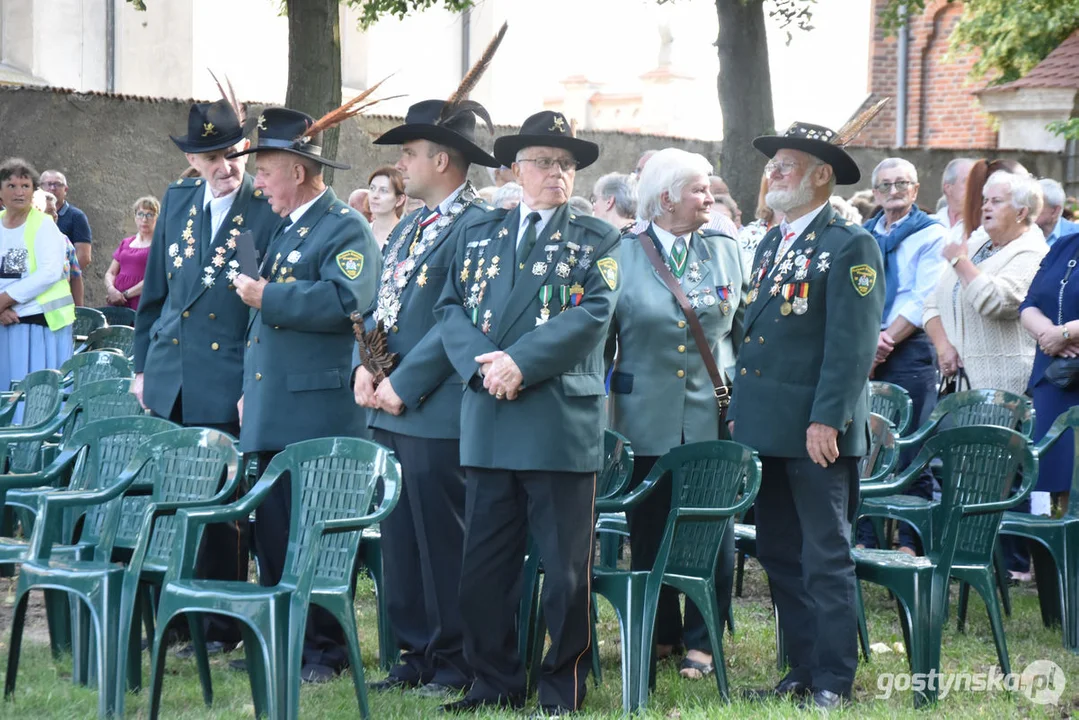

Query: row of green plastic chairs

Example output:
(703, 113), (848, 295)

(0, 376), (402, 719)
(74, 306), (136, 340)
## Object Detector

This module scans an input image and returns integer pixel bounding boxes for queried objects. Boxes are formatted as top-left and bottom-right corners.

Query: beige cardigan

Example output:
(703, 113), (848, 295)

(923, 225), (1048, 393)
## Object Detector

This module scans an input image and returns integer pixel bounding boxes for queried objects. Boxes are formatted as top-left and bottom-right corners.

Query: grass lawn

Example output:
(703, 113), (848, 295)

(1, 556), (1076, 719)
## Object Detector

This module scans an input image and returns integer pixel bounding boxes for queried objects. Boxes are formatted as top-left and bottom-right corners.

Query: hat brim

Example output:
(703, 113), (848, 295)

(170, 116), (258, 155)
(752, 136), (861, 185)
(227, 144), (350, 170)
(374, 123), (500, 168)
(493, 135), (599, 171)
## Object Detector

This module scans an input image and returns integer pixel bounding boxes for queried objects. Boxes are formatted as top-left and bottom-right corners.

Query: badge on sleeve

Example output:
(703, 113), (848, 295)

(597, 257), (619, 290)
(849, 264), (877, 297)
(337, 250), (365, 280)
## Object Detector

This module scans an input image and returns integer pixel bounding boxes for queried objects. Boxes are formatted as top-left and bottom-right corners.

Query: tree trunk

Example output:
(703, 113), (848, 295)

(286, 0), (343, 184)
(714, 0), (775, 217)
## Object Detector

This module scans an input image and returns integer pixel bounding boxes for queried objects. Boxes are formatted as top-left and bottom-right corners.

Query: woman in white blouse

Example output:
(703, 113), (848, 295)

(0, 158), (75, 390)
(923, 169), (1048, 393)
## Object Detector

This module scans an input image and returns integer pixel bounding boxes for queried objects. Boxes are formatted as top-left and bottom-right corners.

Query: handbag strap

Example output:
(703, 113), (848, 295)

(637, 232), (730, 407)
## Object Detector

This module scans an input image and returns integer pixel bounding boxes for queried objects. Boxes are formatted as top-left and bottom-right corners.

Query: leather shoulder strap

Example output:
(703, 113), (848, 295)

(637, 233), (729, 404)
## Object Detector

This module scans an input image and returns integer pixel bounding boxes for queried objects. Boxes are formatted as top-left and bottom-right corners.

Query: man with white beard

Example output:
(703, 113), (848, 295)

(728, 122), (884, 710)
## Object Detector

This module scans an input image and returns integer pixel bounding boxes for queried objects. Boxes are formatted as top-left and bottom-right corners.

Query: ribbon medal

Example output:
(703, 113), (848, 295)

(793, 283), (809, 315)
(717, 285), (732, 315)
(537, 285), (553, 325)
(569, 283), (584, 307)
(780, 284), (795, 315)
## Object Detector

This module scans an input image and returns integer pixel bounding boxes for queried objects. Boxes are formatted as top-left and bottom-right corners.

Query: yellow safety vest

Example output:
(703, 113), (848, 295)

(0, 208), (75, 331)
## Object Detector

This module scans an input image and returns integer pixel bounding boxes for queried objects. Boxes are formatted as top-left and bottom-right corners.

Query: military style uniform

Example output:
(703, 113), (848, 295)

(364, 182), (492, 690)
(135, 174), (275, 424)
(608, 223), (745, 656)
(134, 99), (279, 647)
(729, 201), (884, 697)
(437, 198), (620, 709)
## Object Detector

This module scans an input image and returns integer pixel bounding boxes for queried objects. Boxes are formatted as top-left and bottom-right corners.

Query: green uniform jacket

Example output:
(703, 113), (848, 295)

(134, 174), (278, 424)
(364, 192), (492, 440)
(729, 204), (885, 458)
(240, 188), (380, 453)
(607, 225), (746, 457)
(436, 203), (622, 473)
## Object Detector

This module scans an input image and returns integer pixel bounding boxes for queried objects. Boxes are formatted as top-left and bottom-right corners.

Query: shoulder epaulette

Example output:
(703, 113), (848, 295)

(700, 228), (734, 240)
(568, 213), (617, 236)
(170, 176), (203, 190)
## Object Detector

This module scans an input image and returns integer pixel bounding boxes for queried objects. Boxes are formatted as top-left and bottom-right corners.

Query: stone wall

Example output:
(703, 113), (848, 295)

(0, 86), (1068, 304)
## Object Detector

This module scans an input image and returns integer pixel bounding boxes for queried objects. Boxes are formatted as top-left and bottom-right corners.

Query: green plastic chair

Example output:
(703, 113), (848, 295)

(73, 307), (107, 343)
(147, 437), (401, 720)
(998, 407), (1079, 650)
(857, 389), (1034, 613)
(855, 426), (1036, 707)
(0, 370), (64, 474)
(870, 380), (915, 436)
(59, 351), (134, 393)
(595, 430), (635, 569)
(94, 305), (137, 328)
(3, 426), (232, 718)
(591, 440), (761, 712)
(0, 417), (177, 698)
(77, 326), (135, 359)
(358, 527), (396, 671)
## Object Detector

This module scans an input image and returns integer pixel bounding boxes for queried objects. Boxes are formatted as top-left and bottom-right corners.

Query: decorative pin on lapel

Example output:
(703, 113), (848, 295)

(497, 227), (509, 238)
(297, 227), (309, 238)
(417, 264), (429, 287)
(232, 215), (244, 226)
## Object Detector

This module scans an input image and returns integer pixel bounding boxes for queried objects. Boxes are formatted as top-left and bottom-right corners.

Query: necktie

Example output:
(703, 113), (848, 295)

(669, 236), (688, 278)
(517, 212), (542, 274)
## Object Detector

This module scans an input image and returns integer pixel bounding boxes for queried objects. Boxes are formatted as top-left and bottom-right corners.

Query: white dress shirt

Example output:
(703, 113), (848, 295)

(285, 189), (328, 231)
(775, 201), (828, 262)
(430, 181), (468, 216)
(202, 183), (241, 239)
(871, 209), (949, 329)
(650, 223), (684, 258)
(515, 199), (558, 249)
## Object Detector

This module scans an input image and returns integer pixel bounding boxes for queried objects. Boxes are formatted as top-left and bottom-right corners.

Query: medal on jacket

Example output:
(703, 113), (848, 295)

(780, 283), (795, 315)
(537, 285), (553, 325)
(718, 285), (731, 315)
(793, 283), (809, 315)
(686, 262), (702, 285)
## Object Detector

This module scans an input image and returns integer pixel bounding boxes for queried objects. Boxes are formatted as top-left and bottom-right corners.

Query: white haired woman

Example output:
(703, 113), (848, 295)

(0, 158), (75, 391)
(924, 169), (1048, 391)
(606, 147), (745, 680)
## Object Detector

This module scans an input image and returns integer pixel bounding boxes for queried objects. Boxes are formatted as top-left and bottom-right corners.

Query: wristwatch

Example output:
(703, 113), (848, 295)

(1064, 325), (1072, 340)
(950, 255), (967, 267)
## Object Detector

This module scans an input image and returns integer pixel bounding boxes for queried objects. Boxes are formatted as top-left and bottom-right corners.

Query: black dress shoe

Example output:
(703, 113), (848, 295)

(439, 694), (524, 714)
(410, 682), (466, 699)
(368, 675), (420, 692)
(800, 688), (850, 710)
(741, 677), (811, 702)
(300, 663), (338, 684)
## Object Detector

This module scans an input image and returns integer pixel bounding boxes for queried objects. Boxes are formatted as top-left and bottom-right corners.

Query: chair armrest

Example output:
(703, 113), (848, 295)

(901, 415), (942, 445)
(964, 457), (1039, 517)
(859, 449), (932, 499)
(0, 411), (69, 443)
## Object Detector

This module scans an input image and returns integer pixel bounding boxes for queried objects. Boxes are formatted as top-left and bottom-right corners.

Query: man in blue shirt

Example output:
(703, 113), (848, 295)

(40, 170), (92, 269)
(1036, 178), (1079, 247)
(857, 157), (947, 554)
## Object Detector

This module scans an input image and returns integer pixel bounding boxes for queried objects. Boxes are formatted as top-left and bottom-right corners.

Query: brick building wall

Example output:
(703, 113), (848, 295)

(853, 0), (997, 149)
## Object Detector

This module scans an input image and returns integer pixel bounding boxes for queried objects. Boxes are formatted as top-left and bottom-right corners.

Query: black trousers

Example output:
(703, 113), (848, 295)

(373, 429), (470, 688)
(755, 456), (860, 696)
(250, 450), (349, 669)
(625, 454), (734, 654)
(163, 396), (248, 644)
(459, 468), (596, 711)
(857, 331), (938, 550)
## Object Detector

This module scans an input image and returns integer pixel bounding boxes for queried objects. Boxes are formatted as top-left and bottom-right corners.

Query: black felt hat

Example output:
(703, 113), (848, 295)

(753, 121), (862, 185)
(493, 111), (599, 170)
(374, 100), (499, 168)
(227, 107), (350, 170)
(170, 99), (256, 154)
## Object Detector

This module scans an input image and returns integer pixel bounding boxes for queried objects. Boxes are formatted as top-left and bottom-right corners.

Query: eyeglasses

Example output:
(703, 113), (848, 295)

(41, 180), (66, 189)
(135, 211), (156, 220)
(764, 160), (800, 177)
(518, 157), (578, 173)
(874, 180), (915, 194)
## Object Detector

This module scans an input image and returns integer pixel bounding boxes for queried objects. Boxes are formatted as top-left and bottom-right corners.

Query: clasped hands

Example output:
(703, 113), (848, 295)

(1037, 325), (1078, 358)
(476, 350), (523, 401)
(353, 367), (406, 415)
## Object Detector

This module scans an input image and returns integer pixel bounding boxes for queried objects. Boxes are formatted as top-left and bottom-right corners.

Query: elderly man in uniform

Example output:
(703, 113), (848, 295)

(354, 90), (499, 696)
(228, 107), (380, 682)
(729, 122), (884, 709)
(590, 172), (637, 233)
(134, 97), (277, 654)
(857, 158), (946, 554)
(436, 111), (621, 715)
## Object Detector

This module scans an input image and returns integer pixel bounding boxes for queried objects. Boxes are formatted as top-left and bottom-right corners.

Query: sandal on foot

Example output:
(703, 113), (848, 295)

(678, 656), (714, 680)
